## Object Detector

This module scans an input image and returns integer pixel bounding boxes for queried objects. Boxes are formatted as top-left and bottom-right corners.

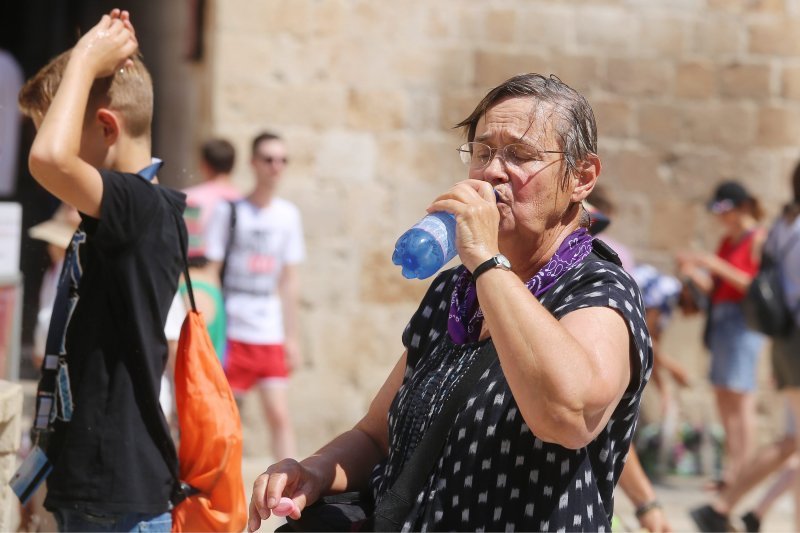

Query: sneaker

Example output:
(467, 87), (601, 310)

(741, 511), (760, 533)
(690, 504), (731, 532)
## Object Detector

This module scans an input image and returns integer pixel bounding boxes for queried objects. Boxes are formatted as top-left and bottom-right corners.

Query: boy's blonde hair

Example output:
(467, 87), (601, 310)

(18, 50), (153, 139)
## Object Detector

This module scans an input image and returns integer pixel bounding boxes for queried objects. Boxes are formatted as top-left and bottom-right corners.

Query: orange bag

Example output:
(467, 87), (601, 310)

(171, 294), (247, 531)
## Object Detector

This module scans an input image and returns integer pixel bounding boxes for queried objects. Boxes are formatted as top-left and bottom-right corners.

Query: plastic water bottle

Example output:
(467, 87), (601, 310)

(392, 212), (457, 279)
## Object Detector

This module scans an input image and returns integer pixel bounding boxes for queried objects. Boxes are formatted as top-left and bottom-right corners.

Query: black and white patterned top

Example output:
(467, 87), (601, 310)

(369, 253), (653, 532)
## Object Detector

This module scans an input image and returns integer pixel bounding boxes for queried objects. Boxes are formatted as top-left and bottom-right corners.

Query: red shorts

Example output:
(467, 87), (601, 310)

(224, 340), (289, 393)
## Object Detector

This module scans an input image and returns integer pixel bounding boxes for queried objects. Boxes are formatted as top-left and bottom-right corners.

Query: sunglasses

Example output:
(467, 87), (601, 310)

(255, 154), (289, 165)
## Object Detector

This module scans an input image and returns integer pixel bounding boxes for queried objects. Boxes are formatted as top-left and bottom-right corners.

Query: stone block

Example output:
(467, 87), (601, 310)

(474, 50), (551, 88)
(394, 47), (475, 89)
(517, 6), (576, 48)
(269, 0), (315, 39)
(670, 151), (729, 202)
(548, 55), (601, 95)
(486, 9), (518, 44)
(314, 130), (377, 183)
(637, 103), (681, 147)
(575, 8), (640, 53)
(688, 16), (744, 56)
(340, 183), (395, 241)
(648, 197), (701, 249)
(406, 90), (442, 132)
(781, 66), (800, 99)
(309, 0), (347, 39)
(600, 149), (667, 196)
(376, 133), (464, 191)
(708, 0), (786, 13)
(215, 0), (277, 33)
(327, 40), (399, 88)
(599, 190), (650, 250)
(681, 103), (756, 148)
(635, 15), (689, 57)
(439, 89), (485, 132)
(347, 89), (408, 132)
(626, 0), (705, 10)
(593, 99), (633, 139)
(719, 63), (773, 98)
(346, 1), (428, 46)
(424, 2), (465, 42)
(605, 58), (675, 97)
(749, 19), (800, 56)
(756, 106), (800, 147)
(218, 83), (347, 130)
(676, 61), (717, 99)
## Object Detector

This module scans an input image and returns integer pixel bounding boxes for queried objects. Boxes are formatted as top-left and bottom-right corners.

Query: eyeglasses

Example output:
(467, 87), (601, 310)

(255, 154), (289, 165)
(457, 142), (565, 170)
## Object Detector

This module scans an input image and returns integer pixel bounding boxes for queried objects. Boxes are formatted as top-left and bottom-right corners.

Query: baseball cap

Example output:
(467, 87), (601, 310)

(707, 181), (751, 214)
(28, 204), (81, 249)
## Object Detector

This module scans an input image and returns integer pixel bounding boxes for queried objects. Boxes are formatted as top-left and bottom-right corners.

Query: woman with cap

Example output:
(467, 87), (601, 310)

(678, 180), (766, 492)
(690, 168), (800, 532)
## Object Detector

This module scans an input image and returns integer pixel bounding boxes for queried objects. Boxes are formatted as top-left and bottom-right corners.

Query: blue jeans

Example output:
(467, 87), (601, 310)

(707, 302), (765, 392)
(53, 508), (172, 532)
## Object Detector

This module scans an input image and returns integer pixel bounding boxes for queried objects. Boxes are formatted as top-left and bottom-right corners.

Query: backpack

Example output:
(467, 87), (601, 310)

(169, 212), (247, 532)
(742, 229), (799, 337)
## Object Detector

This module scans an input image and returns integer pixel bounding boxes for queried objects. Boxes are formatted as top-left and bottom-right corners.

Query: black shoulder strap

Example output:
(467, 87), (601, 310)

(372, 342), (496, 531)
(590, 238), (622, 267)
(163, 211), (201, 504)
(219, 200), (238, 285)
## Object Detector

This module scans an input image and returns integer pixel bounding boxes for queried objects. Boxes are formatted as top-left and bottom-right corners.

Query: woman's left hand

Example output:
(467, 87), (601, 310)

(427, 179), (501, 272)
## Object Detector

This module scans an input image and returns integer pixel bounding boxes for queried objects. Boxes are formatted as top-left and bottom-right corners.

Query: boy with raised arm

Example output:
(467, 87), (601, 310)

(18, 9), (184, 531)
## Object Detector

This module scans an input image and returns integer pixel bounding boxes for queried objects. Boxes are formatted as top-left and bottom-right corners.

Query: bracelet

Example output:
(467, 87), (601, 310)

(635, 500), (662, 518)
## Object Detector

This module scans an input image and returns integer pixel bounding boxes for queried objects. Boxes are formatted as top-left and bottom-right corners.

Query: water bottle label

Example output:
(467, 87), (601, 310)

(412, 212), (457, 261)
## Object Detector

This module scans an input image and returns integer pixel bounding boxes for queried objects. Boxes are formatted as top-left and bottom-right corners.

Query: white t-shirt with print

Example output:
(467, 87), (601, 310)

(205, 197), (305, 344)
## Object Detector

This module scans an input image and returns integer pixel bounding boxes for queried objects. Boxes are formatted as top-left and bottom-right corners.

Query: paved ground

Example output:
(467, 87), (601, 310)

(614, 474), (796, 533)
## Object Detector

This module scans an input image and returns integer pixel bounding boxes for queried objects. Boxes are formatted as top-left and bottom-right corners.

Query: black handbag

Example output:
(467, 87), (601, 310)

(742, 231), (799, 337)
(277, 491), (373, 532)
(280, 343), (496, 532)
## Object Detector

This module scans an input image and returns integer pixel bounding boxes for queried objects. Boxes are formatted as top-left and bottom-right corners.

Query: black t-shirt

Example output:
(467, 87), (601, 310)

(369, 251), (652, 532)
(44, 170), (186, 515)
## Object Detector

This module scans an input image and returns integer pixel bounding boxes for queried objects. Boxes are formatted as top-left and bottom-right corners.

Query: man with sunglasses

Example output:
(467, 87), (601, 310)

(205, 131), (305, 461)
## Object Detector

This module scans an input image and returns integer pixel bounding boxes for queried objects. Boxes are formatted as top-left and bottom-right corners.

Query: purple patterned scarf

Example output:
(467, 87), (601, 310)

(448, 228), (594, 344)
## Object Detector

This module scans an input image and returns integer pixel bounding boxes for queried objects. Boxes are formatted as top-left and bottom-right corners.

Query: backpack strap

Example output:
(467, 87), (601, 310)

(219, 200), (238, 286)
(165, 210), (201, 504)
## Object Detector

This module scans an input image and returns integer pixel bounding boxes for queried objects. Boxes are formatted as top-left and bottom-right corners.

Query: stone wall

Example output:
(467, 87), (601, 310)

(206, 0), (800, 456)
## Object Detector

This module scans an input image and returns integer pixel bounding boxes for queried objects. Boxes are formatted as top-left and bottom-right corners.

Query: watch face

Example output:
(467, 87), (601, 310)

(497, 255), (511, 269)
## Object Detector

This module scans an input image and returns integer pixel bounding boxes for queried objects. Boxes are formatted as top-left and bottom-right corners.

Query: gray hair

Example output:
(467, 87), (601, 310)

(455, 73), (597, 188)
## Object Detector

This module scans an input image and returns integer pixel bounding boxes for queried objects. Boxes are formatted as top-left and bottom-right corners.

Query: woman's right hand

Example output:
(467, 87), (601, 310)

(248, 458), (323, 532)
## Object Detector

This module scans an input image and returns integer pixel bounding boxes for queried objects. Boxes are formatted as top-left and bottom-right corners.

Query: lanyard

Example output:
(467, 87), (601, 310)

(32, 160), (164, 440)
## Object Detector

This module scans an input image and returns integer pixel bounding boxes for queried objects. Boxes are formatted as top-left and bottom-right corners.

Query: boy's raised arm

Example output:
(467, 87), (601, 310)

(28, 10), (138, 218)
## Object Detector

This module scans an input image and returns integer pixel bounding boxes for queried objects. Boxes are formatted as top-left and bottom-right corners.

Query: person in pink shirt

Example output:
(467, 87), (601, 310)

(183, 138), (242, 258)
(181, 139), (242, 365)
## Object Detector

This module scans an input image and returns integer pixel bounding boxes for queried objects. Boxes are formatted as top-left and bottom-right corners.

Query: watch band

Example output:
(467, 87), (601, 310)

(471, 254), (511, 280)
